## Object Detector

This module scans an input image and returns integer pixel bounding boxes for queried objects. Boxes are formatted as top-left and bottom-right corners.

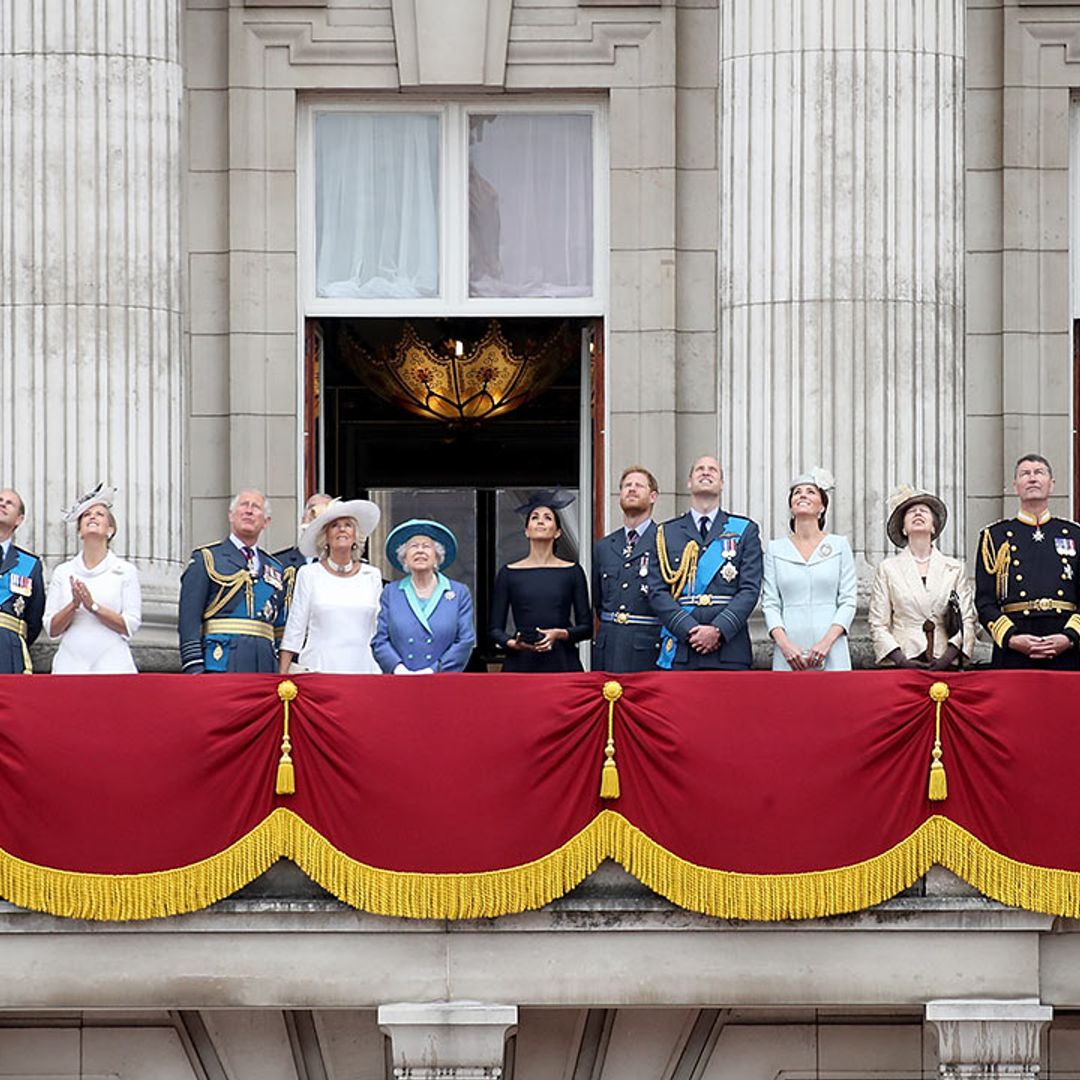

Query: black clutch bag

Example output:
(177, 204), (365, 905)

(943, 590), (963, 638)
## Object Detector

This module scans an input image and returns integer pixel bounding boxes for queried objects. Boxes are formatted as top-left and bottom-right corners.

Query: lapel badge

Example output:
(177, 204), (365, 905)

(720, 561), (739, 583)
(445, 590), (456, 600)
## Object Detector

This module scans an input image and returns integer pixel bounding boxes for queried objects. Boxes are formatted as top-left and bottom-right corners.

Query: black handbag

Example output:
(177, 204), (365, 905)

(943, 589), (963, 638)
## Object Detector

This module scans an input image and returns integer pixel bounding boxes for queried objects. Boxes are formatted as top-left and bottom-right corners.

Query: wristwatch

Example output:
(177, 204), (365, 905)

(90, 602), (100, 614)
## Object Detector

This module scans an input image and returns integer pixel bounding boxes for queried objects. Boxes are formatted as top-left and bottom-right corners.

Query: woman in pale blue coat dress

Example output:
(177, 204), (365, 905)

(762, 469), (858, 671)
(373, 519), (476, 673)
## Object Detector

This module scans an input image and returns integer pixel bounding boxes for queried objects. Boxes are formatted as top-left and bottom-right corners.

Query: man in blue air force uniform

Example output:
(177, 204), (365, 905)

(648, 456), (763, 670)
(179, 489), (286, 673)
(592, 465), (663, 672)
(0, 488), (45, 674)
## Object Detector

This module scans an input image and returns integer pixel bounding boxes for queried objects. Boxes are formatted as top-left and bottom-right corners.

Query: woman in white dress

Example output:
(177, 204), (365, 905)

(44, 484), (142, 673)
(762, 468), (857, 671)
(868, 485), (977, 670)
(278, 498), (383, 673)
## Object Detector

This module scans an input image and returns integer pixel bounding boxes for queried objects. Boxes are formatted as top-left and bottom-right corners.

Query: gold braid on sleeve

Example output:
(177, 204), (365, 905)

(980, 529), (1011, 603)
(656, 525), (699, 600)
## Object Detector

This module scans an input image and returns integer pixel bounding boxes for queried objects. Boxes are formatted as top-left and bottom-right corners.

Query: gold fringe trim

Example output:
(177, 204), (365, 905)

(9, 811), (1080, 922)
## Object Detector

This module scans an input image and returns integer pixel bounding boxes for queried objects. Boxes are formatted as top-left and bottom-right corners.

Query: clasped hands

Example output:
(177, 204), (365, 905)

(1009, 633), (1072, 660)
(70, 577), (97, 613)
(509, 628), (569, 653)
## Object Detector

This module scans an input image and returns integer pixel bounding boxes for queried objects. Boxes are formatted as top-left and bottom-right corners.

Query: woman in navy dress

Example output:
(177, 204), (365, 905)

(490, 491), (591, 673)
(373, 519), (475, 673)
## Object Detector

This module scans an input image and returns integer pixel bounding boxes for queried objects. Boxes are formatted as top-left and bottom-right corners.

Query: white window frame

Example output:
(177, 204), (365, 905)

(297, 95), (608, 318)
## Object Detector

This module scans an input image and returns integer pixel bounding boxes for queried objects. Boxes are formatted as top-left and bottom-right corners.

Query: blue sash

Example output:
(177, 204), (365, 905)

(0, 550), (38, 610)
(656, 517), (748, 669)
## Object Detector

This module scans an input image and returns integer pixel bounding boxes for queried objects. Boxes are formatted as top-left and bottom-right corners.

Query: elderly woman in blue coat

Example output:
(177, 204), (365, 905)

(373, 519), (476, 673)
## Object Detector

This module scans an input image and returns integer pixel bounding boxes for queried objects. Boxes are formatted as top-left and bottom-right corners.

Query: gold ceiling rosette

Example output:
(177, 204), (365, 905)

(342, 320), (572, 423)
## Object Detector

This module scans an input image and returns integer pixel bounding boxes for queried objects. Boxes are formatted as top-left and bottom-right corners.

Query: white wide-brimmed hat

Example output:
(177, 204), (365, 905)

(299, 498), (381, 558)
(61, 483), (116, 524)
(886, 484), (948, 548)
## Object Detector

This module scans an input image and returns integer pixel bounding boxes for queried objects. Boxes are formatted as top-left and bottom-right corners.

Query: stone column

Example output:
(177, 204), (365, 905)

(926, 999), (1052, 1079)
(378, 1002), (518, 1079)
(0, 0), (185, 656)
(716, 2), (965, 561)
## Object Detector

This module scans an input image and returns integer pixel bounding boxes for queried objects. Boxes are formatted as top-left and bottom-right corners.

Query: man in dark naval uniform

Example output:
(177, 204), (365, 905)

(976, 454), (1080, 669)
(0, 488), (45, 674)
(592, 465), (662, 672)
(179, 489), (286, 673)
(648, 455), (763, 670)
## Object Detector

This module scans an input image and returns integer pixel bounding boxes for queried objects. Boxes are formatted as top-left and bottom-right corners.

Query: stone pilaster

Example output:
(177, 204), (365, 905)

(378, 1002), (518, 1080)
(0, 0), (185, 656)
(716, 2), (965, 561)
(926, 999), (1052, 1079)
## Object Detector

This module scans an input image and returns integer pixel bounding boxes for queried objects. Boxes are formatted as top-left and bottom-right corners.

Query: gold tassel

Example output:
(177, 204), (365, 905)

(600, 680), (623, 800)
(276, 679), (298, 795)
(927, 681), (949, 802)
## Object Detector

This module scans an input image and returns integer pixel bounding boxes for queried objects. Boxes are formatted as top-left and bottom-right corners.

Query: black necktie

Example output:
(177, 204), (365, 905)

(627, 528), (638, 549)
(699, 516), (710, 544)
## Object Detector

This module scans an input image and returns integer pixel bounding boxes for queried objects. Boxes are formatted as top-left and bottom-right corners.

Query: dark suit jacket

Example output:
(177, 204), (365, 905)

(647, 509), (763, 669)
(591, 521), (661, 672)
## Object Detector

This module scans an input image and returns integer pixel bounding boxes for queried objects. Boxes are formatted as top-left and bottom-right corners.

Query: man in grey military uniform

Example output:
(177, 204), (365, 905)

(592, 465), (662, 672)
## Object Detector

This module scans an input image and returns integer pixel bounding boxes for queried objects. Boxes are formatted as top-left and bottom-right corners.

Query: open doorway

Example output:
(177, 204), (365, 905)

(306, 315), (602, 667)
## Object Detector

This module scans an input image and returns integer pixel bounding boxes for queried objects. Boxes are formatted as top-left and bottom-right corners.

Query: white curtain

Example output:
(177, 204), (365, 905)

(469, 114), (593, 298)
(315, 112), (440, 299)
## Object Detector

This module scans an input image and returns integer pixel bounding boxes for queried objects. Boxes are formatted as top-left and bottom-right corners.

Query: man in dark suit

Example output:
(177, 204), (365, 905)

(0, 488), (45, 673)
(648, 456), (762, 670)
(274, 492), (333, 572)
(178, 489), (286, 673)
(592, 465), (662, 672)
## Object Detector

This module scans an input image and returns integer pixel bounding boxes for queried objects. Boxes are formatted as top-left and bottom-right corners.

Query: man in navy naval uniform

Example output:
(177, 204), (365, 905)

(976, 454), (1080, 669)
(179, 488), (286, 673)
(592, 465), (663, 672)
(0, 488), (45, 674)
(647, 455), (763, 670)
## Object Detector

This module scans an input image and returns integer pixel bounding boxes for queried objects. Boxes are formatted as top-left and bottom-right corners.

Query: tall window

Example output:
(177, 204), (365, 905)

(301, 99), (606, 316)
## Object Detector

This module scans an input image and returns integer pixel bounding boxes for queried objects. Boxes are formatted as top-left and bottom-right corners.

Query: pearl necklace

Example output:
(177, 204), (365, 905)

(911, 552), (933, 565)
(326, 557), (354, 574)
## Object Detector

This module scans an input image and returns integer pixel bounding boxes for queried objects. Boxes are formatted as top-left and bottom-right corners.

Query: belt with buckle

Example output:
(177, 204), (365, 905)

(600, 611), (659, 626)
(679, 594), (730, 607)
(1002, 599), (1078, 615)
(0, 613), (27, 638)
(202, 617), (276, 641)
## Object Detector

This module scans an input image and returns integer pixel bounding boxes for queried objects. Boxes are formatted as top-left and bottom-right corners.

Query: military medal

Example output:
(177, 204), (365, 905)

(12, 596), (24, 617)
(261, 599), (276, 620)
(722, 537), (738, 560)
(720, 561), (739, 583)
(1065, 564), (1074, 581)
(638, 553), (649, 578)
(1056, 537), (1076, 556)
(640, 583), (649, 595)
(264, 565), (283, 589)
(622, 543), (633, 559)
(1034, 528), (1045, 542)
(9, 574), (31, 596)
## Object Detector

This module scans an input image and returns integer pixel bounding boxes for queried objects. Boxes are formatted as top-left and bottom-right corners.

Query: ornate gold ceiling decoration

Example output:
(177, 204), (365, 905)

(342, 320), (572, 423)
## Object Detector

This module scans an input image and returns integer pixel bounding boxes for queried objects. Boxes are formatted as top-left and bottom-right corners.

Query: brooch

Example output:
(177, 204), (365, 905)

(819, 543), (832, 557)
(446, 590), (456, 600)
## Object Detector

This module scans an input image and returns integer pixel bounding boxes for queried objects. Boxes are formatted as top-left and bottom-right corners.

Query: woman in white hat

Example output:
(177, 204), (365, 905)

(43, 484), (142, 673)
(868, 486), (976, 669)
(761, 468), (857, 670)
(278, 497), (383, 673)
(372, 519), (475, 673)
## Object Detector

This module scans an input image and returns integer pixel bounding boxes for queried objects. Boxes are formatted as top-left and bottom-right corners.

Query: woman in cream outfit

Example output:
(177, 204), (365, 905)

(868, 486), (977, 670)
(762, 469), (858, 671)
(44, 484), (142, 673)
